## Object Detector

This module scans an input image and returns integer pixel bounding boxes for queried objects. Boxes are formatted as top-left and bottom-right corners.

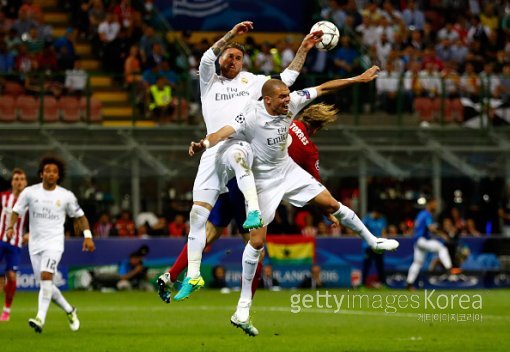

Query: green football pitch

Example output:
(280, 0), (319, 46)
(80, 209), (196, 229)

(1, 289), (509, 351)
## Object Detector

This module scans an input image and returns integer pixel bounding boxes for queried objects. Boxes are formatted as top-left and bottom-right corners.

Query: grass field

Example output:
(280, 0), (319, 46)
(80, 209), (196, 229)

(1, 288), (509, 351)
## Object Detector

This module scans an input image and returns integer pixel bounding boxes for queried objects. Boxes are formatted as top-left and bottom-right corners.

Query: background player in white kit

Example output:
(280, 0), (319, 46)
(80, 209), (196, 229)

(190, 70), (400, 335)
(170, 21), (323, 301)
(0, 168), (28, 322)
(7, 156), (96, 333)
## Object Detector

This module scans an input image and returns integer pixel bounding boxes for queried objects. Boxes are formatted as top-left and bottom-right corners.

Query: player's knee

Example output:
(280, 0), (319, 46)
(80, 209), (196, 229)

(41, 271), (53, 281)
(6, 271), (16, 282)
(250, 237), (265, 249)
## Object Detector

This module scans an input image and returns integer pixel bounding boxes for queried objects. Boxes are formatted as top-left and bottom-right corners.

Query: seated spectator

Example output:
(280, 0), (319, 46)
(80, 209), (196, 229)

(168, 214), (188, 237)
(12, 6), (36, 38)
(0, 42), (15, 73)
(92, 245), (151, 291)
(259, 264), (280, 290)
(113, 209), (136, 237)
(147, 75), (175, 123)
(124, 44), (142, 85)
(441, 62), (464, 122)
(376, 60), (402, 114)
(402, 0), (425, 31)
(93, 212), (113, 238)
(300, 264), (324, 289)
(36, 42), (58, 72)
(209, 265), (228, 289)
(25, 26), (44, 54)
(53, 27), (76, 60)
(460, 61), (481, 101)
(64, 59), (88, 96)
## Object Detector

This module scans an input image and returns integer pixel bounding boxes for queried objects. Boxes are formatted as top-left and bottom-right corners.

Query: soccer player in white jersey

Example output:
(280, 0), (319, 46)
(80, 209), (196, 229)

(0, 168), (28, 322)
(190, 68), (400, 335)
(169, 21), (323, 301)
(7, 156), (96, 333)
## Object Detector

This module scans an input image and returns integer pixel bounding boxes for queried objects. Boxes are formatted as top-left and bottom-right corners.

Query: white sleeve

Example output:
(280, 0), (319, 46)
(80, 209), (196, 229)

(289, 88), (318, 115)
(198, 48), (218, 96)
(12, 188), (29, 216)
(280, 69), (299, 87)
(66, 192), (85, 218)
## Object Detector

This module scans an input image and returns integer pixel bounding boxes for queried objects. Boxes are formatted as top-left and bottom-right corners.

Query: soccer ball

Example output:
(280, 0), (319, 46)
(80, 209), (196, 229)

(310, 21), (340, 51)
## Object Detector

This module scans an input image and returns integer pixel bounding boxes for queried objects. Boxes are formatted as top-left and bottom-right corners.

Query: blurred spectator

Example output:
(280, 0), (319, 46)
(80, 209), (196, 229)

(441, 62), (464, 122)
(460, 62), (481, 101)
(0, 41), (15, 73)
(402, 0), (425, 30)
(64, 59), (88, 97)
(300, 264), (324, 289)
(301, 213), (318, 237)
(113, 0), (136, 30)
(254, 42), (277, 75)
(93, 212), (113, 238)
(53, 27), (76, 60)
(12, 6), (35, 38)
(36, 42), (57, 72)
(97, 12), (120, 71)
(361, 209), (387, 287)
(145, 42), (167, 70)
(209, 265), (227, 289)
(259, 264), (280, 290)
(168, 214), (188, 237)
(334, 35), (360, 77)
(88, 0), (106, 38)
(498, 184), (510, 237)
(113, 209), (136, 237)
(0, 10), (14, 33)
(139, 25), (164, 63)
(124, 44), (142, 85)
(376, 60), (401, 114)
(25, 26), (43, 54)
(147, 75), (175, 123)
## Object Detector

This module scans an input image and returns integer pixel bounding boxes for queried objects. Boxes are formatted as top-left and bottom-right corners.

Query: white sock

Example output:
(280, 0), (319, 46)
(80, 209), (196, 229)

(227, 149), (259, 212)
(186, 205), (210, 279)
(3, 306), (10, 314)
(239, 242), (262, 308)
(51, 284), (73, 313)
(37, 280), (53, 323)
(406, 261), (422, 284)
(438, 247), (452, 270)
(332, 204), (377, 247)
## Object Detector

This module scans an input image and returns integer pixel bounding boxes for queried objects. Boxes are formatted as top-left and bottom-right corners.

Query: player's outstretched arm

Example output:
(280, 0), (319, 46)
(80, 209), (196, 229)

(189, 125), (236, 156)
(286, 30), (323, 74)
(315, 65), (380, 97)
(211, 21), (254, 56)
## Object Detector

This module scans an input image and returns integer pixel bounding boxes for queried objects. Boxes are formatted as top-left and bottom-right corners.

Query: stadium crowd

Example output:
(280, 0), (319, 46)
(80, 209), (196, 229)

(2, 0), (510, 125)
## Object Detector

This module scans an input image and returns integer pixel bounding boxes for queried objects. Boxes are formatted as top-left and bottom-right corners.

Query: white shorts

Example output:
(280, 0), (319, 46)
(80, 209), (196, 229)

(413, 237), (446, 264)
(256, 159), (325, 225)
(30, 250), (63, 278)
(193, 140), (254, 205)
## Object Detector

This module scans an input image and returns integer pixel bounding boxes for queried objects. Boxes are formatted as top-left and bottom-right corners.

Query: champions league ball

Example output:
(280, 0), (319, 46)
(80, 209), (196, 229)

(310, 21), (340, 51)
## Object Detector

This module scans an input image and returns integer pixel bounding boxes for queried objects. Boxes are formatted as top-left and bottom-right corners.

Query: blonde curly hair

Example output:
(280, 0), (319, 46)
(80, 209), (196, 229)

(298, 103), (339, 131)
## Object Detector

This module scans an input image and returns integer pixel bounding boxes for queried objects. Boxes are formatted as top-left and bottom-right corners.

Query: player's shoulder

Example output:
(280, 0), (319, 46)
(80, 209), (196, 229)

(56, 185), (75, 197)
(23, 183), (41, 193)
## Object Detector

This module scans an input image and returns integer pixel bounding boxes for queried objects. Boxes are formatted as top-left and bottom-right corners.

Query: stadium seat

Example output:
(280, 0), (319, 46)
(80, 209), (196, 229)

(43, 96), (60, 123)
(80, 96), (102, 123)
(3, 81), (25, 98)
(0, 96), (17, 122)
(16, 95), (39, 122)
(59, 96), (81, 123)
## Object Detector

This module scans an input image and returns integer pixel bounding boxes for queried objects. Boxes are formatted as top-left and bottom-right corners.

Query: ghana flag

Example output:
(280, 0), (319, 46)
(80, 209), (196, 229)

(266, 235), (316, 265)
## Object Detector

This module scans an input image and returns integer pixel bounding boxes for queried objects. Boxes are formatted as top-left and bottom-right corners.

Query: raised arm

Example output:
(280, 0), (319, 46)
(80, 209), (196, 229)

(189, 125), (237, 156)
(279, 31), (323, 86)
(211, 21), (254, 56)
(315, 65), (380, 97)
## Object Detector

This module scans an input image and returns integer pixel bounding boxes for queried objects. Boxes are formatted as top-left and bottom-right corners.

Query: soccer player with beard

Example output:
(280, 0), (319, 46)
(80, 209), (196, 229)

(158, 20), (323, 302)
(189, 68), (400, 335)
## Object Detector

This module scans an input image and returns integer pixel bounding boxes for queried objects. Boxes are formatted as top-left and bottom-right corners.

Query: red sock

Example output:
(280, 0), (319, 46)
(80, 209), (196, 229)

(4, 279), (16, 308)
(169, 244), (188, 282)
(251, 262), (262, 298)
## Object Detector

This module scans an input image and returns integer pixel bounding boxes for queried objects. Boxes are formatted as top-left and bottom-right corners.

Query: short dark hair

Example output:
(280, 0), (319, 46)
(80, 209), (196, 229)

(38, 156), (66, 184)
(220, 42), (246, 56)
(11, 168), (26, 180)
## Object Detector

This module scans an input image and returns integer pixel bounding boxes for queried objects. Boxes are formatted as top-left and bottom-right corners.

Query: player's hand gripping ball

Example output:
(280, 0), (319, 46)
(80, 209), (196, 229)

(310, 21), (340, 51)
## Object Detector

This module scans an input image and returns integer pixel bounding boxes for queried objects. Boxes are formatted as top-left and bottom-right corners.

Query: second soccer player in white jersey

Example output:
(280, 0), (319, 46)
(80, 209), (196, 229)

(190, 68), (400, 335)
(171, 20), (323, 301)
(7, 156), (96, 334)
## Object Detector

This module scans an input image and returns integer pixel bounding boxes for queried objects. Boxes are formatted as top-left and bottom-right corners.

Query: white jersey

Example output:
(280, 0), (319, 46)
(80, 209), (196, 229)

(13, 183), (85, 255)
(229, 88), (318, 177)
(199, 48), (271, 135)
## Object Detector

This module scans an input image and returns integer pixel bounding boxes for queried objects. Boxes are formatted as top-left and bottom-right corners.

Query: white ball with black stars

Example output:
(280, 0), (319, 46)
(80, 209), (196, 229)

(310, 21), (340, 51)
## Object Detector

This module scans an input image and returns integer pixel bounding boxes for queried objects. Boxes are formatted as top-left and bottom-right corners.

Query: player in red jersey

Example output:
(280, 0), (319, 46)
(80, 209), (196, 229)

(0, 168), (28, 322)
